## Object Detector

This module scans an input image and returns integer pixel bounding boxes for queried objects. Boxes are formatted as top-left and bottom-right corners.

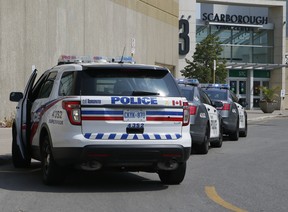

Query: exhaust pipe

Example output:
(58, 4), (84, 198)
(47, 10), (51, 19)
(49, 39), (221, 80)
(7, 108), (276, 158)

(80, 161), (102, 171)
(157, 160), (178, 171)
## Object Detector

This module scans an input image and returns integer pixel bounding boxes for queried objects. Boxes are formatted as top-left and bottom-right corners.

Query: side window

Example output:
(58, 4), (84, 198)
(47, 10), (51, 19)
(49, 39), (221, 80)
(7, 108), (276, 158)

(230, 91), (238, 102)
(193, 88), (200, 102)
(59, 71), (75, 96)
(200, 89), (212, 105)
(37, 72), (57, 99)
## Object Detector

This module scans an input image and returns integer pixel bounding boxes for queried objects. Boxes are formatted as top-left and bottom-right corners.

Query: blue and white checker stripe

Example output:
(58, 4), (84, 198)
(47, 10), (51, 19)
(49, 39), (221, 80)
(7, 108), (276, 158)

(84, 133), (182, 140)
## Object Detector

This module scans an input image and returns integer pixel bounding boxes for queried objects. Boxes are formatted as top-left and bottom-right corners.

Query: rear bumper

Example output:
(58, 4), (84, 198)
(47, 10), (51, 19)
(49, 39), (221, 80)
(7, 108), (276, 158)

(52, 144), (191, 171)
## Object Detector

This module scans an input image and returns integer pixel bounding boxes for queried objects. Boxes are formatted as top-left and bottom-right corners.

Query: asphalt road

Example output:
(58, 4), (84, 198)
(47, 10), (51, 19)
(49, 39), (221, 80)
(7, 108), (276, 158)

(0, 117), (288, 212)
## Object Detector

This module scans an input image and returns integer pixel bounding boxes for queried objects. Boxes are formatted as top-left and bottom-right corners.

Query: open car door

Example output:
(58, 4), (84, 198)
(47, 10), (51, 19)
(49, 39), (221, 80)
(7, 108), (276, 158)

(10, 69), (37, 167)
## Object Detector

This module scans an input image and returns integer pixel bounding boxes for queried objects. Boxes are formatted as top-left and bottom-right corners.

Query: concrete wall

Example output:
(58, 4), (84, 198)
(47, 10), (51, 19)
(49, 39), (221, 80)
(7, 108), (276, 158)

(0, 0), (179, 121)
(269, 5), (287, 109)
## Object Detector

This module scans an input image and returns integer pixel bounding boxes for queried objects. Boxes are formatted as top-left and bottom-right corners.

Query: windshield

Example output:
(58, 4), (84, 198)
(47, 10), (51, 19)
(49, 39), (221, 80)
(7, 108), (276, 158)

(80, 68), (181, 97)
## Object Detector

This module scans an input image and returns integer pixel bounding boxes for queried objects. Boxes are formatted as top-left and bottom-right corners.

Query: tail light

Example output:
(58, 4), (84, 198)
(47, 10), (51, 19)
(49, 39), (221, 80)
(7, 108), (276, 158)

(62, 101), (81, 125)
(182, 102), (190, 126)
(189, 105), (197, 115)
(222, 103), (231, 111)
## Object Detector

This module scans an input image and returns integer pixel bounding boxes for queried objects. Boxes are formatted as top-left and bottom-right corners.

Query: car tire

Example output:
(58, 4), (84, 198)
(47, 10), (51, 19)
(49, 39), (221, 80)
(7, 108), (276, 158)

(239, 113), (248, 137)
(229, 119), (239, 141)
(12, 125), (31, 168)
(41, 134), (66, 185)
(158, 162), (186, 185)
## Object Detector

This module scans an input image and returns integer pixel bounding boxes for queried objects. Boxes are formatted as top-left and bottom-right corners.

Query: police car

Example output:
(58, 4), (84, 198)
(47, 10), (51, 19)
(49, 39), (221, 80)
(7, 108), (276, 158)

(202, 84), (248, 141)
(9, 55), (191, 185)
(178, 79), (223, 154)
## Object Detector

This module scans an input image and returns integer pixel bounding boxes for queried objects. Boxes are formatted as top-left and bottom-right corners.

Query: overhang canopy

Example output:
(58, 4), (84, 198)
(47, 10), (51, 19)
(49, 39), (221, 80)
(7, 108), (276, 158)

(225, 62), (288, 70)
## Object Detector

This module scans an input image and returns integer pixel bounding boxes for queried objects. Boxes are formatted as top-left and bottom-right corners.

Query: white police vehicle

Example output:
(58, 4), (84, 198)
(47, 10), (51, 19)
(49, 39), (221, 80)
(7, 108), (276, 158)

(178, 79), (223, 154)
(10, 55), (191, 185)
(202, 84), (248, 140)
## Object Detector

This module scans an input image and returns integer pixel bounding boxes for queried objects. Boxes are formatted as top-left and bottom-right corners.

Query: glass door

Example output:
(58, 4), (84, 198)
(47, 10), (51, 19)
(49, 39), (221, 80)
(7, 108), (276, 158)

(229, 80), (247, 107)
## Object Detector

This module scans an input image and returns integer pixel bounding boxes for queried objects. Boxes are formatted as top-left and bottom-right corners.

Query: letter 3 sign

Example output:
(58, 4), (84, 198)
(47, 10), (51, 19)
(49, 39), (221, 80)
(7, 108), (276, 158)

(179, 19), (190, 55)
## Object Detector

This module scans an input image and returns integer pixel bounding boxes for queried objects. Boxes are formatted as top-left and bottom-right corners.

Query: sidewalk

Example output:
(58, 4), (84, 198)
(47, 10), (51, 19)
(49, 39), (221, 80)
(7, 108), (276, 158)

(246, 109), (288, 121)
(1, 110), (288, 158)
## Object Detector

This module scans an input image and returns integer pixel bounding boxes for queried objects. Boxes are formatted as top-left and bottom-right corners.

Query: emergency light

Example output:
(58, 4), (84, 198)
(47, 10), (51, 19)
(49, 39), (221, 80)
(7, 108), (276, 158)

(57, 55), (135, 65)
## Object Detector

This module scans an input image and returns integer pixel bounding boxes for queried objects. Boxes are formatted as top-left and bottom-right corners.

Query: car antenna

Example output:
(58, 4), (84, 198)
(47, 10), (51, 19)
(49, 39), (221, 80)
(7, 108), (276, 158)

(119, 46), (126, 64)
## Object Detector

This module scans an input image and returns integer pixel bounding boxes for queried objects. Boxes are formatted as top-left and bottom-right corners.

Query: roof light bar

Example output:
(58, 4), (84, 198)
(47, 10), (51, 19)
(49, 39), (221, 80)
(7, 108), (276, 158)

(201, 83), (230, 89)
(58, 55), (137, 65)
(177, 78), (200, 86)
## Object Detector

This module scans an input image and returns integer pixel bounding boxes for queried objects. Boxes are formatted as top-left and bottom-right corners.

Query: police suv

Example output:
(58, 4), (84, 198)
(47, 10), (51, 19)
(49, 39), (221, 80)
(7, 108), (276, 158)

(178, 79), (223, 154)
(10, 55), (191, 185)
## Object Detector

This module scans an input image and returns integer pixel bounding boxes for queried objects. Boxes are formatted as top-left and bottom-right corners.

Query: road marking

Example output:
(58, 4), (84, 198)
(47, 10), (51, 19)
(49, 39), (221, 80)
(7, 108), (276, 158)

(205, 186), (248, 212)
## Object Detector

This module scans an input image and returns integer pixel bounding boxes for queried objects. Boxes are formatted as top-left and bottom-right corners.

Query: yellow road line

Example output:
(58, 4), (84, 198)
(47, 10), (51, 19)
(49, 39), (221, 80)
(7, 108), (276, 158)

(205, 186), (248, 212)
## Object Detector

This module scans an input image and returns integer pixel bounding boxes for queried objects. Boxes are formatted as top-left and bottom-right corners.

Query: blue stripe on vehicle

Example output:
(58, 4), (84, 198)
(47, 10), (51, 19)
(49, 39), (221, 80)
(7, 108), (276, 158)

(121, 134), (128, 139)
(155, 134), (161, 139)
(166, 134), (172, 139)
(108, 134), (116, 139)
(96, 133), (104, 139)
(82, 110), (182, 116)
(84, 133), (91, 139)
(146, 111), (183, 116)
(84, 133), (182, 140)
(82, 110), (123, 115)
(143, 134), (150, 139)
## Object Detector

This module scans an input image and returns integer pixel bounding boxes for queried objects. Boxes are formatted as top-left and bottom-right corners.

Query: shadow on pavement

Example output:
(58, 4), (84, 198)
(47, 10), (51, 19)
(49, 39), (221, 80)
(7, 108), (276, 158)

(0, 155), (168, 193)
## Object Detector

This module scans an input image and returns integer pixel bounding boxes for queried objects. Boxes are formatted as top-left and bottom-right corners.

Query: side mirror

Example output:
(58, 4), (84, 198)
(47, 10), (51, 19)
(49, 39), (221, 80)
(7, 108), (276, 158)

(10, 92), (23, 102)
(212, 100), (223, 108)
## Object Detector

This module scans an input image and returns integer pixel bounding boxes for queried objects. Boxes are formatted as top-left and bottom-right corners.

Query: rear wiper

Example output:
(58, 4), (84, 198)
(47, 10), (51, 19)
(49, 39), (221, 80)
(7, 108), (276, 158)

(132, 91), (160, 96)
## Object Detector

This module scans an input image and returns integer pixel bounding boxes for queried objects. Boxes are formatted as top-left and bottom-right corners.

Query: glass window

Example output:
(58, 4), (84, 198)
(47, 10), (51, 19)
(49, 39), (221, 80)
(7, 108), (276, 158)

(230, 91), (238, 102)
(59, 71), (76, 96)
(80, 68), (181, 97)
(239, 81), (246, 95)
(204, 89), (228, 101)
(230, 81), (237, 94)
(198, 25), (274, 64)
(180, 87), (195, 102)
(254, 81), (260, 96)
(196, 25), (209, 43)
(199, 89), (211, 105)
(37, 72), (57, 99)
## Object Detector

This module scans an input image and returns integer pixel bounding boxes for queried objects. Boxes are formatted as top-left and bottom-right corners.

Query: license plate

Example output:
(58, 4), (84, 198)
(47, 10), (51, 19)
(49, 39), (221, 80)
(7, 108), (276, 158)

(123, 109), (146, 122)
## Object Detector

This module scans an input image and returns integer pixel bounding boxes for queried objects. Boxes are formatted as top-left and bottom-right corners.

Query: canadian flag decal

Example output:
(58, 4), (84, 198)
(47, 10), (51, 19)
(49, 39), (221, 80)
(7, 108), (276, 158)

(172, 100), (182, 106)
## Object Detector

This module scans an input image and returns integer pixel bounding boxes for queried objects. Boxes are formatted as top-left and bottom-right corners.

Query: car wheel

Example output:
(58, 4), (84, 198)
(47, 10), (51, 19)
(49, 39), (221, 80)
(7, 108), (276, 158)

(229, 119), (239, 141)
(239, 113), (248, 137)
(41, 134), (65, 185)
(158, 162), (186, 185)
(12, 125), (31, 168)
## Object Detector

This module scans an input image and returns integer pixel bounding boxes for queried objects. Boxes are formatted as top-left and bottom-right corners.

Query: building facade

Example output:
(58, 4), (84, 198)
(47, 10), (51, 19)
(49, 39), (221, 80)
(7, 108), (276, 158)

(179, 0), (287, 110)
(0, 0), (179, 121)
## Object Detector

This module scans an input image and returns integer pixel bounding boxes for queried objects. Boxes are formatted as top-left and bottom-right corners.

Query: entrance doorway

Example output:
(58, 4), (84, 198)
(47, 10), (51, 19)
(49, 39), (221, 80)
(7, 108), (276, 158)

(229, 79), (247, 107)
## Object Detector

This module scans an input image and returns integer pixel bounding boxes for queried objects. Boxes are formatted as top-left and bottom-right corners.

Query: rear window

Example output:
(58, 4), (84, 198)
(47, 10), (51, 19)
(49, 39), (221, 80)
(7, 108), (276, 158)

(203, 89), (228, 101)
(79, 68), (181, 97)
